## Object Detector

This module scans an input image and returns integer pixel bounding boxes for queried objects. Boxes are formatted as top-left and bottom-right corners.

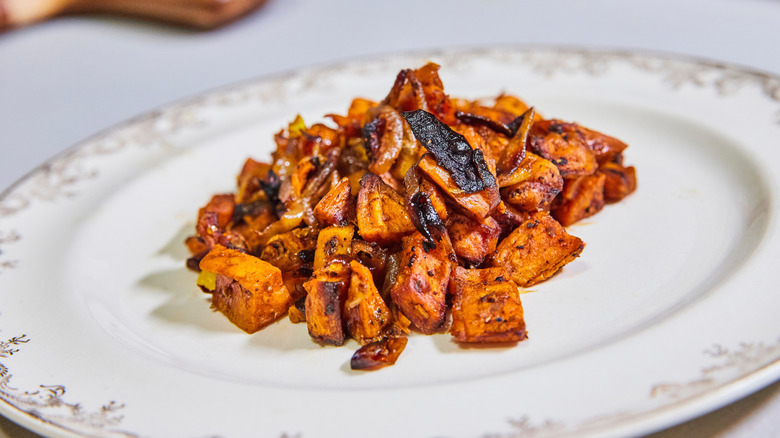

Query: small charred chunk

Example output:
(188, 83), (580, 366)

(408, 191), (445, 249)
(402, 109), (496, 194)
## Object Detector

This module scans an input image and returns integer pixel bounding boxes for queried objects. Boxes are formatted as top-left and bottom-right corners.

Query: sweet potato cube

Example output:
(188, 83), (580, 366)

(500, 152), (563, 212)
(446, 213), (501, 265)
(356, 173), (416, 244)
(528, 120), (599, 178)
(450, 267), (527, 343)
(345, 260), (392, 344)
(314, 177), (355, 226)
(199, 245), (293, 334)
(389, 231), (452, 334)
(259, 227), (318, 274)
(599, 162), (637, 203)
(551, 173), (606, 226)
(313, 224), (355, 270)
(490, 211), (584, 287)
(304, 261), (351, 346)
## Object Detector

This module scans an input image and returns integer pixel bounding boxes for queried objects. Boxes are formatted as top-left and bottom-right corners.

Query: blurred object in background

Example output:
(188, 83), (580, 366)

(0, 0), (269, 30)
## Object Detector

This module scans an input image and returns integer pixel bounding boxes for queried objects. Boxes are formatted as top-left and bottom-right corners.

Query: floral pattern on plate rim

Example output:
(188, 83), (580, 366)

(0, 47), (779, 437)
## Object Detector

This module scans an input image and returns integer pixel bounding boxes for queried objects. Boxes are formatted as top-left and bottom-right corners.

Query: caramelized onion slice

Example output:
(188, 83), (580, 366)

(350, 336), (408, 371)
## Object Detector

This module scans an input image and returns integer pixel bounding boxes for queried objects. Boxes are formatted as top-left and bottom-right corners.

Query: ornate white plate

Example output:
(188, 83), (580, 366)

(1, 47), (779, 438)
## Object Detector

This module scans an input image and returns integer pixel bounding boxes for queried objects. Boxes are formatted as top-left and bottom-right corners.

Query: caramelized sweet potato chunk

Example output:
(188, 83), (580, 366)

(450, 267), (527, 343)
(528, 120), (599, 178)
(356, 173), (416, 244)
(446, 213), (501, 265)
(490, 211), (584, 287)
(551, 173), (607, 226)
(304, 261), (351, 346)
(313, 224), (355, 270)
(345, 260), (392, 344)
(501, 152), (563, 212)
(313, 177), (355, 226)
(389, 231), (452, 334)
(200, 245), (293, 333)
(599, 162), (637, 203)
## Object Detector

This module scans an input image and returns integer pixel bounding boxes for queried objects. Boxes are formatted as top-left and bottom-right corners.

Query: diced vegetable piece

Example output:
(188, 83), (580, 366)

(528, 120), (599, 177)
(345, 260), (392, 344)
(551, 173), (607, 226)
(389, 231), (452, 334)
(313, 224), (355, 270)
(489, 211), (584, 287)
(450, 267), (527, 343)
(446, 213), (501, 265)
(356, 173), (416, 244)
(304, 261), (351, 345)
(350, 336), (408, 371)
(259, 227), (318, 274)
(501, 152), (563, 212)
(200, 245), (293, 333)
(313, 177), (355, 226)
(600, 162), (637, 203)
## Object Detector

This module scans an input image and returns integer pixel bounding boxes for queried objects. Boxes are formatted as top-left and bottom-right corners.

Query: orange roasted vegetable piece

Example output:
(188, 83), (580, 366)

(356, 172), (416, 244)
(450, 267), (527, 343)
(446, 213), (501, 265)
(389, 231), (452, 334)
(500, 152), (563, 212)
(304, 261), (351, 346)
(200, 245), (293, 334)
(313, 225), (354, 270)
(313, 177), (355, 226)
(345, 260), (392, 344)
(528, 120), (599, 178)
(489, 211), (584, 287)
(551, 173), (607, 226)
(599, 161), (637, 203)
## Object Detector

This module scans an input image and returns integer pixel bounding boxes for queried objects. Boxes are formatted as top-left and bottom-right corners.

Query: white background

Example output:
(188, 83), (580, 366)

(1, 0), (779, 436)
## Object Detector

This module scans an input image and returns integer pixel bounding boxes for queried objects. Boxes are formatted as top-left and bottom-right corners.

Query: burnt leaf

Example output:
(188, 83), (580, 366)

(402, 110), (496, 194)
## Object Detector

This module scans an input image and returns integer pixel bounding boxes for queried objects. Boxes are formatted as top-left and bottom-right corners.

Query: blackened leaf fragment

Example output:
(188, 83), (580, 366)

(402, 110), (497, 194)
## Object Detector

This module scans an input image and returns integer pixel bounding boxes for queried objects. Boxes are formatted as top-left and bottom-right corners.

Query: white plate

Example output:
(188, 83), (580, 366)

(1, 47), (779, 438)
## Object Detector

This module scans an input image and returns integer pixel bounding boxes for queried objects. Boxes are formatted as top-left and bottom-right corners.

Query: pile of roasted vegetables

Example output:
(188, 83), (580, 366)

(185, 63), (637, 370)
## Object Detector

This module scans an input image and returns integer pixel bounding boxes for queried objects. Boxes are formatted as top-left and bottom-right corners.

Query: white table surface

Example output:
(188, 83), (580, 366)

(1, 0), (779, 436)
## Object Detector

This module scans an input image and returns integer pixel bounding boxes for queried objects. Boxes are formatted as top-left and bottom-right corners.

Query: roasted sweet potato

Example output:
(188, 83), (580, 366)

(489, 211), (584, 287)
(356, 172), (416, 244)
(199, 245), (293, 333)
(450, 267), (527, 343)
(599, 161), (637, 203)
(345, 260), (392, 344)
(551, 173), (607, 226)
(446, 213), (501, 265)
(501, 152), (563, 212)
(313, 224), (355, 270)
(389, 231), (452, 334)
(528, 120), (599, 178)
(304, 261), (351, 346)
(313, 177), (355, 226)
